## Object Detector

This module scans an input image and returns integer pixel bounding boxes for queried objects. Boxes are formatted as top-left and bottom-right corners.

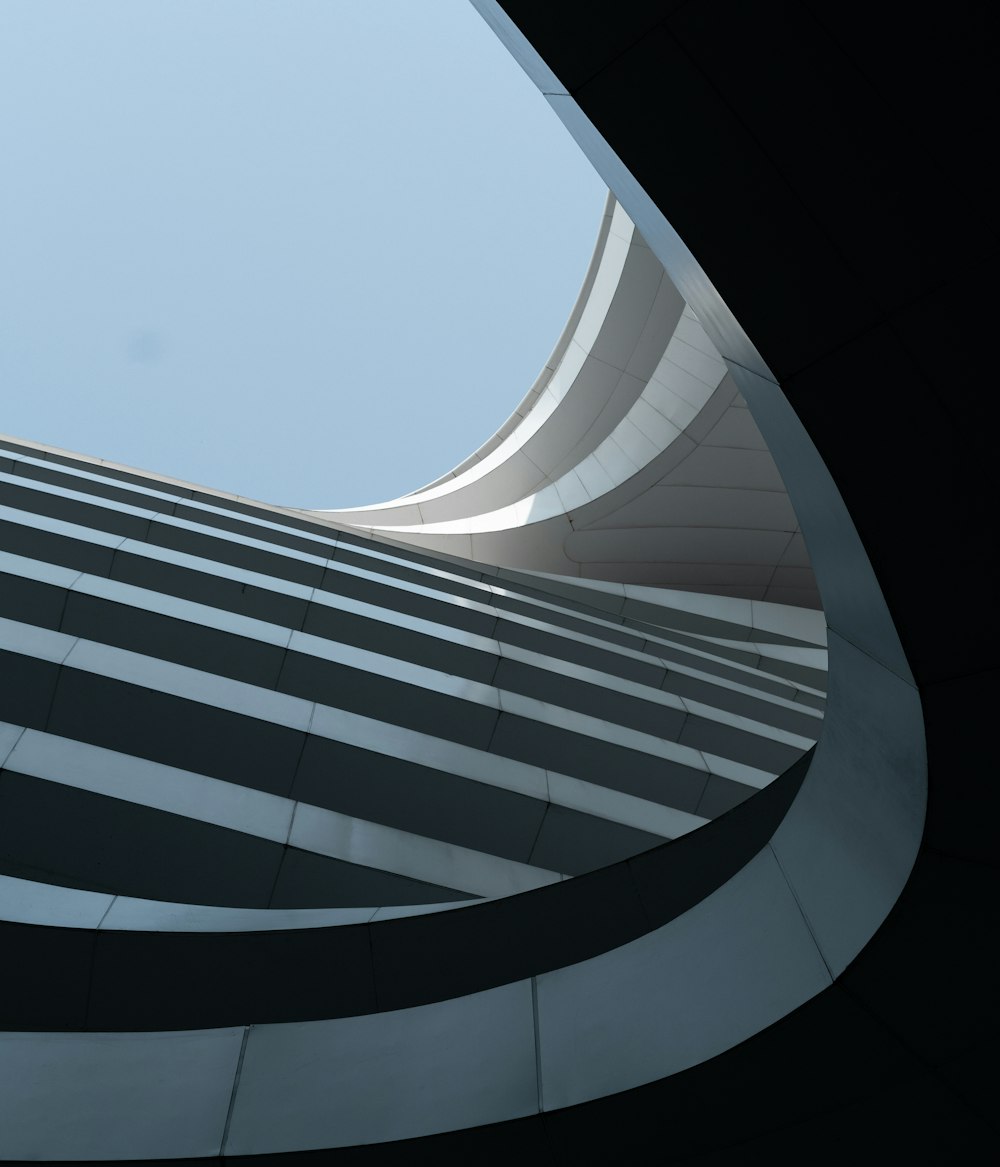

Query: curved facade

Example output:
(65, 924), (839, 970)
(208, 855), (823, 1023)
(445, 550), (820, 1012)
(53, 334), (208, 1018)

(323, 197), (819, 610)
(0, 428), (826, 1158)
(0, 0), (993, 1161)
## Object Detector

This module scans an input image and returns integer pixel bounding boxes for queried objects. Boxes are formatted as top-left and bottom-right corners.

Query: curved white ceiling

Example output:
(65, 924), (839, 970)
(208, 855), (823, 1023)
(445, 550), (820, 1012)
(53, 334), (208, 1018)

(316, 197), (819, 609)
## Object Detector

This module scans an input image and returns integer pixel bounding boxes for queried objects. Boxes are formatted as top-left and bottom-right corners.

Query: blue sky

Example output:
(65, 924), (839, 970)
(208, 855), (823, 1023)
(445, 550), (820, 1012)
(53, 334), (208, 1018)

(0, 1), (605, 507)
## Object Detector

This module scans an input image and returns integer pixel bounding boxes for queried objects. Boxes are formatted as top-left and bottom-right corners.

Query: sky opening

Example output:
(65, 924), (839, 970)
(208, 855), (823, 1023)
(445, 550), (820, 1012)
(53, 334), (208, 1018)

(0, 0), (606, 507)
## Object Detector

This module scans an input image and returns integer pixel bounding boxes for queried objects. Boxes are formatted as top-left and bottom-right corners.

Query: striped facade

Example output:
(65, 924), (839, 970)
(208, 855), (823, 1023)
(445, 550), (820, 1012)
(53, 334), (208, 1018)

(0, 431), (826, 1158)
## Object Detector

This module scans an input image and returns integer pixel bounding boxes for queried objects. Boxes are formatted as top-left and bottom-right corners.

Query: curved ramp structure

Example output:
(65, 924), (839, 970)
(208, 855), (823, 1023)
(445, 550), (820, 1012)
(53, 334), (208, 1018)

(0, 428), (830, 1157)
(0, 0), (992, 1160)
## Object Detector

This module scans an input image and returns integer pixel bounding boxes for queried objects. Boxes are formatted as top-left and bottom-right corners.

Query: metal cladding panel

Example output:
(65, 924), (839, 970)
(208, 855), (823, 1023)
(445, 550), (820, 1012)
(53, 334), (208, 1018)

(0, 1028), (244, 1160)
(535, 848), (832, 1109)
(226, 981), (538, 1154)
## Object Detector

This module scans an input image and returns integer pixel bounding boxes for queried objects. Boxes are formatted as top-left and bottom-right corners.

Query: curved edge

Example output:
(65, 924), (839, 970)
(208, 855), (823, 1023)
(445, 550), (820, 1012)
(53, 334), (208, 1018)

(409, 191), (619, 495)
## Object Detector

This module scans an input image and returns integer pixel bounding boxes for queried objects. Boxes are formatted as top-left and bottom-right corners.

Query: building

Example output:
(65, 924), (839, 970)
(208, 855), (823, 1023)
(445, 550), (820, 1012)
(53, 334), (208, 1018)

(0, 1), (994, 1161)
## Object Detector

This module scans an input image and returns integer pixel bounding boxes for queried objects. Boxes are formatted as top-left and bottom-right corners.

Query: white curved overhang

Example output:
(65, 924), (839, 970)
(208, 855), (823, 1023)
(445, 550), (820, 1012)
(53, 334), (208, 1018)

(318, 197), (819, 609)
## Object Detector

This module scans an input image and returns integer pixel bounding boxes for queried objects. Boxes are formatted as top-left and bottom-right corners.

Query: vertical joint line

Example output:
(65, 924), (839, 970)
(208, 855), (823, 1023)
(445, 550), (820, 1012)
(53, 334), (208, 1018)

(768, 841), (835, 982)
(265, 801), (299, 910)
(0, 725), (27, 771)
(220, 1025), (252, 1156)
(526, 802), (551, 868)
(531, 976), (544, 1114)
